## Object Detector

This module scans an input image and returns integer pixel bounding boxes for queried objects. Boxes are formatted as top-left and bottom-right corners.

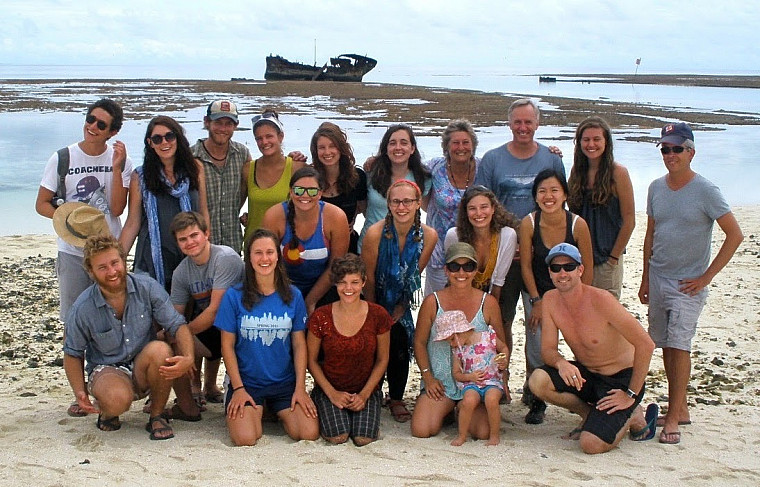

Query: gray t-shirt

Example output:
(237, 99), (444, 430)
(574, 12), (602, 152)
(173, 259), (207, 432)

(474, 143), (565, 219)
(171, 244), (244, 318)
(647, 174), (730, 279)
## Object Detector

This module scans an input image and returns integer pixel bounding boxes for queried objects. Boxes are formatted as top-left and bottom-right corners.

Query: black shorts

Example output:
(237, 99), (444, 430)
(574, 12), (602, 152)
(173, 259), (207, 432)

(196, 326), (222, 360)
(539, 361), (643, 444)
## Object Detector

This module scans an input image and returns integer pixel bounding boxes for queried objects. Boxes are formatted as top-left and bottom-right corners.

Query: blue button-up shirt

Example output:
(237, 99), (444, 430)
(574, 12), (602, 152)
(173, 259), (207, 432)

(63, 273), (185, 375)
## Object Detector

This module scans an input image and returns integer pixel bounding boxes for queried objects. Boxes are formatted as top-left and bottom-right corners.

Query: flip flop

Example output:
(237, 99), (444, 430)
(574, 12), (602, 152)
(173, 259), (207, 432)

(389, 400), (412, 423)
(67, 402), (88, 417)
(630, 403), (659, 441)
(204, 390), (225, 404)
(659, 429), (681, 445)
(96, 414), (121, 432)
(145, 415), (174, 440)
(656, 415), (691, 427)
(562, 426), (583, 441)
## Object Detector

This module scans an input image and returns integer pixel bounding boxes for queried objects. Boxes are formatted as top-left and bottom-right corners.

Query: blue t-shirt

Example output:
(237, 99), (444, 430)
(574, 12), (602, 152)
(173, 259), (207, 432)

(214, 284), (307, 389)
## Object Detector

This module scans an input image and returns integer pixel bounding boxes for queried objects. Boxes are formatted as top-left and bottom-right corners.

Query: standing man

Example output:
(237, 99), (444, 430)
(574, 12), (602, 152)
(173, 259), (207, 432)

(530, 243), (655, 454)
(191, 99), (251, 253)
(63, 235), (195, 440)
(638, 122), (743, 445)
(35, 98), (133, 417)
(473, 98), (566, 424)
(170, 212), (244, 406)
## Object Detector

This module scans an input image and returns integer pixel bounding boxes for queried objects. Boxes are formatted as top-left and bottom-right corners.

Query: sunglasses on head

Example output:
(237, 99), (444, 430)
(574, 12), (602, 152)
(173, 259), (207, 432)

(149, 132), (177, 145)
(292, 186), (320, 197)
(85, 114), (109, 131)
(660, 146), (687, 155)
(446, 261), (477, 272)
(549, 262), (580, 273)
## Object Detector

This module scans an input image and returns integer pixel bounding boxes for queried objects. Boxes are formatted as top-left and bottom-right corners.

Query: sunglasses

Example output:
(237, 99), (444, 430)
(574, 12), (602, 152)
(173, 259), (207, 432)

(292, 186), (320, 197)
(549, 262), (580, 273)
(389, 198), (418, 208)
(446, 261), (477, 272)
(149, 132), (177, 145)
(660, 146), (687, 155)
(85, 114), (109, 131)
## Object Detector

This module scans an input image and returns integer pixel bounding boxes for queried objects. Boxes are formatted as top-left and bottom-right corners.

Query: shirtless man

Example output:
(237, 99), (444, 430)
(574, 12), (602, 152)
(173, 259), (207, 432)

(529, 243), (655, 454)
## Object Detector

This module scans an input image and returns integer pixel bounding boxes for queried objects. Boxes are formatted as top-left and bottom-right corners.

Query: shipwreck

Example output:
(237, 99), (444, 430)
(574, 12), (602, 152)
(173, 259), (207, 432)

(264, 54), (377, 82)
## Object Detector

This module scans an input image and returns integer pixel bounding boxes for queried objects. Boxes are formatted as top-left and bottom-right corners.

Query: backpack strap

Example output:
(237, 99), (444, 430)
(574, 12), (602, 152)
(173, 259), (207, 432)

(55, 147), (70, 202)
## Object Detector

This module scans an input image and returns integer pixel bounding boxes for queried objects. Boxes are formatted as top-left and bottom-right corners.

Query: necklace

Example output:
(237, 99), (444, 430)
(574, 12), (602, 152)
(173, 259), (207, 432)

(204, 141), (228, 162)
(448, 159), (473, 189)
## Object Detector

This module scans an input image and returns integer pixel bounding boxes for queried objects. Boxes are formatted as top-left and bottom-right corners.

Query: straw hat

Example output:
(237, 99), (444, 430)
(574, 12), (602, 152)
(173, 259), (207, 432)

(433, 310), (474, 341)
(53, 202), (110, 247)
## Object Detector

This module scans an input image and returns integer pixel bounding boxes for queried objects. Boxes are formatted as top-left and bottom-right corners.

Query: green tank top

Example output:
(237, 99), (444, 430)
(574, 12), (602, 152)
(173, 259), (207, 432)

(244, 156), (293, 244)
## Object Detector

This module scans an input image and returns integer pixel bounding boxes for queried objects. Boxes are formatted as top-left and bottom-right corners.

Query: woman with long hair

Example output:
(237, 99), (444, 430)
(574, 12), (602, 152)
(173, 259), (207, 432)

(411, 242), (507, 439)
(120, 115), (209, 291)
(362, 179), (437, 422)
(358, 124), (430, 251)
(567, 116), (635, 299)
(519, 168), (593, 424)
(306, 254), (392, 446)
(241, 109), (306, 242)
(443, 185), (519, 395)
(310, 122), (367, 254)
(214, 228), (319, 446)
(422, 119), (481, 295)
(262, 166), (350, 314)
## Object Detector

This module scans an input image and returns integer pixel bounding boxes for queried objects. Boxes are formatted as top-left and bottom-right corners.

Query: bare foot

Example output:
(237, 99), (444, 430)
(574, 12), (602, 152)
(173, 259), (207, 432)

(486, 436), (500, 446)
(450, 436), (466, 446)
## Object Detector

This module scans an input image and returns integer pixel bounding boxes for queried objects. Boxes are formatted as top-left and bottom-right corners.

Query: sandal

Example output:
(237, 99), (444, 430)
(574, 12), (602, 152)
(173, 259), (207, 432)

(145, 415), (174, 440)
(204, 389), (225, 404)
(68, 402), (88, 417)
(96, 415), (121, 432)
(388, 400), (412, 423)
(163, 403), (202, 422)
(191, 393), (208, 412)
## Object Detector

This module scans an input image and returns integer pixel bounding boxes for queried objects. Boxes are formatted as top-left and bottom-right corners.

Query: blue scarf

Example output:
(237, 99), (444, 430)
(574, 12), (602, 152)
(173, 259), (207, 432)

(376, 223), (423, 356)
(136, 166), (192, 286)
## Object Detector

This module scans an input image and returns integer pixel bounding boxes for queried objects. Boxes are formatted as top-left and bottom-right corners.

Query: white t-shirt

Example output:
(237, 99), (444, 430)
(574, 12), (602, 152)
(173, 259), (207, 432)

(40, 142), (133, 256)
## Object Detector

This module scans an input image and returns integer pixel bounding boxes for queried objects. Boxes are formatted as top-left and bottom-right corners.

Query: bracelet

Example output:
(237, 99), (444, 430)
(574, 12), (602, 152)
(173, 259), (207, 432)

(232, 385), (245, 392)
(609, 255), (619, 262)
(420, 368), (430, 374)
(624, 388), (638, 400)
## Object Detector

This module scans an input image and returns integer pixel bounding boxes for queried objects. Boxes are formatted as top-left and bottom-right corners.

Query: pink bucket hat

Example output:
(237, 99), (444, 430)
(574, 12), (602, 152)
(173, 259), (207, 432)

(433, 310), (474, 341)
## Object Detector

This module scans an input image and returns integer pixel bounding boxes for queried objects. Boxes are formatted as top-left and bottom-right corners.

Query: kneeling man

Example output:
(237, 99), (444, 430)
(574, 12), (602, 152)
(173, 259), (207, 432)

(63, 235), (194, 440)
(529, 243), (655, 454)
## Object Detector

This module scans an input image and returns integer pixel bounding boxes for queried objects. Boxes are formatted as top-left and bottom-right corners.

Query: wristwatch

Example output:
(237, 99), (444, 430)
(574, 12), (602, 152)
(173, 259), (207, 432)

(624, 388), (638, 400)
(529, 296), (542, 305)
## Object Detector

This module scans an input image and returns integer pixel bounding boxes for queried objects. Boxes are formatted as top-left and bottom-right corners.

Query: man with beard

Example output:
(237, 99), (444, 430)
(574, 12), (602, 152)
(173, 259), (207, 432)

(63, 235), (195, 440)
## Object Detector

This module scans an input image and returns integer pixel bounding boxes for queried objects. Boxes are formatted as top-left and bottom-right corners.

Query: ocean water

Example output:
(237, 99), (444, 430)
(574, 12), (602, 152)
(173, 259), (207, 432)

(1, 64), (758, 237)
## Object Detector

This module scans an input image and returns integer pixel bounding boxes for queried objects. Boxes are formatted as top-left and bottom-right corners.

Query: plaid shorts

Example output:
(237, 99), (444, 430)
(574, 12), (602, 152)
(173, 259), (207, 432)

(311, 385), (382, 440)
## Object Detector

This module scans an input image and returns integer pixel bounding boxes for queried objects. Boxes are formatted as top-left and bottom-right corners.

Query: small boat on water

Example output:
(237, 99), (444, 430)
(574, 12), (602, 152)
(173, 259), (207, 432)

(539, 76), (557, 83)
(264, 54), (377, 82)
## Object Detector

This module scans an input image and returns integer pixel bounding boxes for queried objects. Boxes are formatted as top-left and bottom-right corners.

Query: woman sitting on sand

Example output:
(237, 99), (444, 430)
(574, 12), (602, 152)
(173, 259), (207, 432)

(411, 242), (507, 439)
(306, 254), (392, 446)
(119, 115), (209, 291)
(310, 122), (367, 254)
(358, 124), (431, 251)
(214, 228), (319, 446)
(241, 109), (306, 242)
(567, 116), (635, 299)
(261, 166), (350, 314)
(362, 179), (437, 422)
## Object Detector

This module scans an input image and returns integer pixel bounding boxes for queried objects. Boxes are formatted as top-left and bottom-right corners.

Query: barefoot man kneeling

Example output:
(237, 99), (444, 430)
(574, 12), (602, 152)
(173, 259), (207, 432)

(63, 235), (195, 440)
(528, 243), (655, 454)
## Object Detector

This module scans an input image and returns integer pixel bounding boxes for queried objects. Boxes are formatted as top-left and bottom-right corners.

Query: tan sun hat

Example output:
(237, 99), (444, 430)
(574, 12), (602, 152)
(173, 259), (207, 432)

(53, 202), (110, 247)
(433, 310), (474, 341)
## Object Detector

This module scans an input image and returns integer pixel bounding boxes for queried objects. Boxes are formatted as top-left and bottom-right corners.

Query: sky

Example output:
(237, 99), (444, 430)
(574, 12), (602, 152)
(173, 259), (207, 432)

(2, 0), (759, 76)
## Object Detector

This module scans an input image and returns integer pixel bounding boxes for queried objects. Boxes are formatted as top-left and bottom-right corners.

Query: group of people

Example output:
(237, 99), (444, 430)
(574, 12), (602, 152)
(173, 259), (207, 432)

(37, 96), (743, 453)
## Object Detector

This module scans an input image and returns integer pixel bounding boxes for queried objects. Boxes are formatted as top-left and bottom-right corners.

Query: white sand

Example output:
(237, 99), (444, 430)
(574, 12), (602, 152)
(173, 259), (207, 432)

(0, 208), (758, 486)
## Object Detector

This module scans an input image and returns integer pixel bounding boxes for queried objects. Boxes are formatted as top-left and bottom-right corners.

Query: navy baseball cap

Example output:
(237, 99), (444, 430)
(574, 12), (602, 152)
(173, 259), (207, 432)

(659, 122), (694, 146)
(545, 243), (582, 265)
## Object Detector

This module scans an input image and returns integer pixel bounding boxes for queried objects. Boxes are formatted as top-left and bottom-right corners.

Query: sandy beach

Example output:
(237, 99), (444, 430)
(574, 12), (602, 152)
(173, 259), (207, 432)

(1, 206), (758, 486)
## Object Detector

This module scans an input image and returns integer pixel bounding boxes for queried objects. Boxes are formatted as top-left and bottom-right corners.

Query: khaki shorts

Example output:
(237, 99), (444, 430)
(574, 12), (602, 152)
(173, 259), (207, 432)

(88, 363), (149, 400)
(647, 269), (707, 351)
(592, 254), (624, 300)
